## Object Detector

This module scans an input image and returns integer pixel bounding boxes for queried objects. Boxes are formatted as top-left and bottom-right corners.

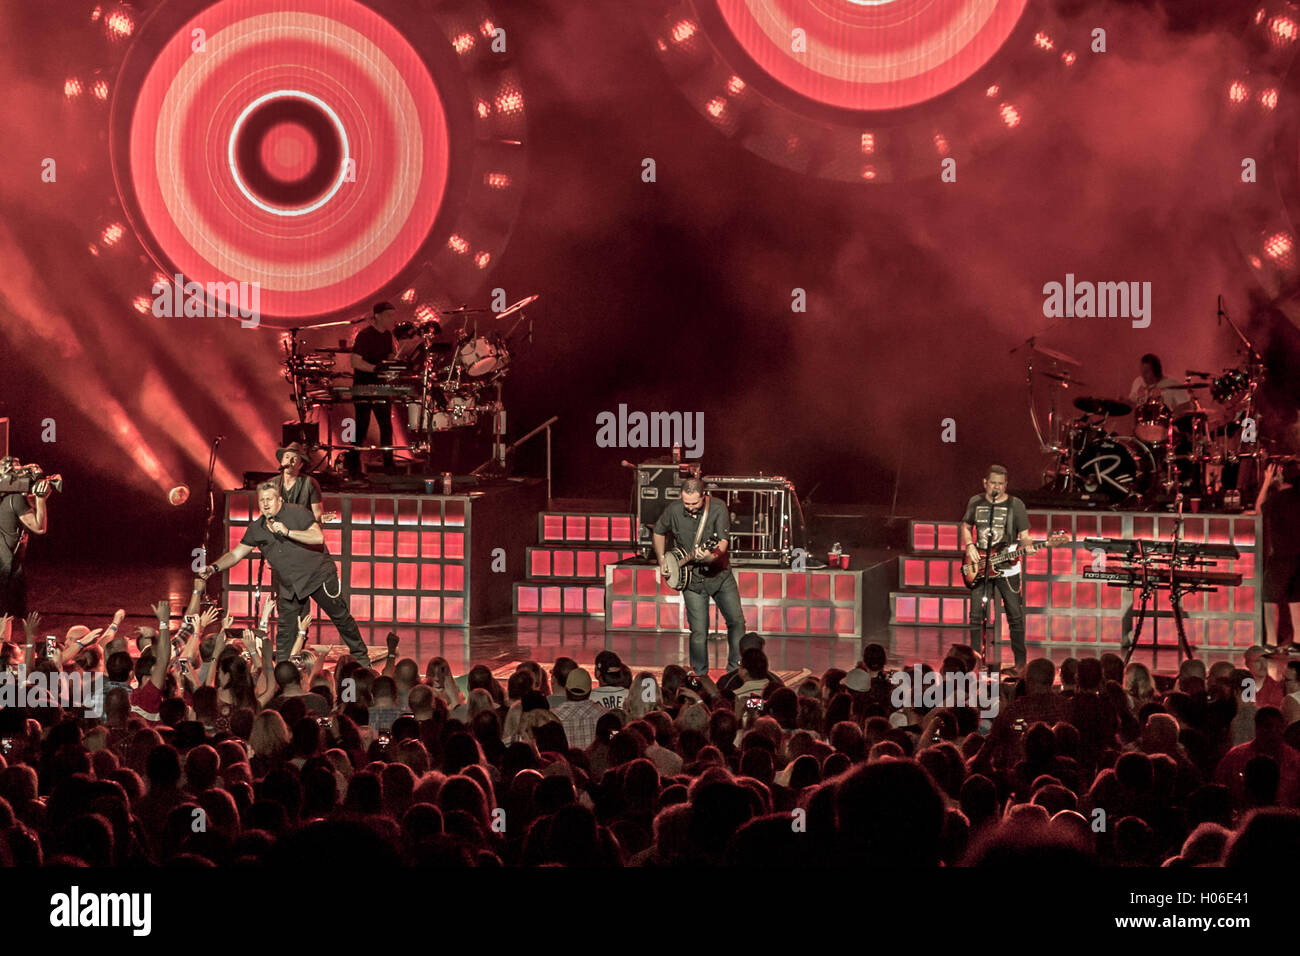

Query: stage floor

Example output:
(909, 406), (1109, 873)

(18, 560), (1264, 677)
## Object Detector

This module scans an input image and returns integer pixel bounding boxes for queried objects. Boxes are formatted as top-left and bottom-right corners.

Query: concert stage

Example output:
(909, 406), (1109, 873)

(890, 507), (1263, 651)
(221, 477), (546, 632)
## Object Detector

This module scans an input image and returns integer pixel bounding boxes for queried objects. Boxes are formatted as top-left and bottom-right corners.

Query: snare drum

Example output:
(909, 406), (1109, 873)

(1134, 399), (1172, 444)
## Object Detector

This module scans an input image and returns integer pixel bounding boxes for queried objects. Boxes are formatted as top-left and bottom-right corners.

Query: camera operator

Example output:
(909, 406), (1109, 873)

(0, 462), (52, 634)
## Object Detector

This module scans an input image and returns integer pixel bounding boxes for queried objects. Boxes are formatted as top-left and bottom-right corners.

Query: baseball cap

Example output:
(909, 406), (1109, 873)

(844, 668), (873, 693)
(565, 668), (592, 697)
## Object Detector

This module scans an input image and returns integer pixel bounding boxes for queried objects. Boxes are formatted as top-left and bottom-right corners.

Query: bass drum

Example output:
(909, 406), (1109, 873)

(1075, 435), (1155, 502)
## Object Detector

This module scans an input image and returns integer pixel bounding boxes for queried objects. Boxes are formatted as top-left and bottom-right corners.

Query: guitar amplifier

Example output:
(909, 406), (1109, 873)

(634, 460), (701, 548)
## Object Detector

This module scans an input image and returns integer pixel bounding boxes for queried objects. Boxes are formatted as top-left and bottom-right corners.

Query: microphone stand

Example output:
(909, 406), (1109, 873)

(979, 502), (998, 672)
(199, 435), (223, 589)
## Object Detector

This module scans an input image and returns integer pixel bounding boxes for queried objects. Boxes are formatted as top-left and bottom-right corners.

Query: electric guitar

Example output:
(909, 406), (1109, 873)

(663, 534), (722, 591)
(961, 531), (1071, 588)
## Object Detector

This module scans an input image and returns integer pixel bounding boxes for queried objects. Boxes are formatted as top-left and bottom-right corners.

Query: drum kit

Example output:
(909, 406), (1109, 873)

(1027, 302), (1274, 510)
(280, 294), (539, 466)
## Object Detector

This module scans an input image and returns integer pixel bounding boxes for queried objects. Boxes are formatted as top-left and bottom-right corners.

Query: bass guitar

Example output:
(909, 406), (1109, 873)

(961, 531), (1071, 588)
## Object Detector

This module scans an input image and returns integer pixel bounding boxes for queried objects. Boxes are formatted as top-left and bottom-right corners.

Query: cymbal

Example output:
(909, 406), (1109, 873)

(496, 293), (539, 320)
(1043, 371), (1088, 387)
(1074, 396), (1133, 416)
(299, 316), (366, 330)
(1032, 345), (1081, 367)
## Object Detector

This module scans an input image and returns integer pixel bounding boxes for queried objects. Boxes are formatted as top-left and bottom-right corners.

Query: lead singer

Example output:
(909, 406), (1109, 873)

(198, 481), (370, 666)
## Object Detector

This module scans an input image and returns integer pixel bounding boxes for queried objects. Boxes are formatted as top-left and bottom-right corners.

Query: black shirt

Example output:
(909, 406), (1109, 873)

(1263, 486), (1300, 557)
(239, 503), (335, 600)
(653, 497), (731, 575)
(352, 324), (395, 384)
(277, 474), (322, 511)
(962, 494), (1030, 552)
(0, 494), (31, 569)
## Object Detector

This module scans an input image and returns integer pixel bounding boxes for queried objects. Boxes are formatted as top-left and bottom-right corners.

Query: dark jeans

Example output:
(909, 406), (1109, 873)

(0, 561), (26, 620)
(682, 570), (746, 674)
(277, 574), (370, 666)
(347, 401), (395, 471)
(968, 572), (1027, 669)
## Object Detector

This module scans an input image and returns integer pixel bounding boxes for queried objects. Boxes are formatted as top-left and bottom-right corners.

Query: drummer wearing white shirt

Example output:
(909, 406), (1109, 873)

(1128, 353), (1190, 411)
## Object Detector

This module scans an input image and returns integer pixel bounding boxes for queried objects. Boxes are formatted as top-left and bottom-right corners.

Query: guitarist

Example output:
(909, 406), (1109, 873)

(962, 465), (1037, 675)
(653, 477), (745, 677)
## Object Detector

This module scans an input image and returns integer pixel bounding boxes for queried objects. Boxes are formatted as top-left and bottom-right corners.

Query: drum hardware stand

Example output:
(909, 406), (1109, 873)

(470, 382), (510, 477)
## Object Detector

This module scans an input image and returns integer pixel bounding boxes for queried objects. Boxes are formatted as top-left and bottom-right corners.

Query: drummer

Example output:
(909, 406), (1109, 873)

(1128, 353), (1191, 412)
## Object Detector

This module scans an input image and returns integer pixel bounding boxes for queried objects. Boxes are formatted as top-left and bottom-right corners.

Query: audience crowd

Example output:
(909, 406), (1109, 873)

(1, 594), (1298, 867)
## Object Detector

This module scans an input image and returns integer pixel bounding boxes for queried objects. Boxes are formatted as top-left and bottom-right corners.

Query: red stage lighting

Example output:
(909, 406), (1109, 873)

(118, 0), (452, 320)
(1269, 15), (1298, 47)
(713, 0), (1029, 111)
(1265, 230), (1294, 266)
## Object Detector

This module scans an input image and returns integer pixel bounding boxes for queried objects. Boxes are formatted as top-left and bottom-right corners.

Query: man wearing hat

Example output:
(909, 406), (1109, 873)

(592, 650), (631, 710)
(346, 301), (402, 474)
(274, 442), (323, 522)
(552, 667), (608, 749)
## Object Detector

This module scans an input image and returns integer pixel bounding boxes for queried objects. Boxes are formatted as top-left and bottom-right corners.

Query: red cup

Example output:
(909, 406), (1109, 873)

(838, 553), (851, 569)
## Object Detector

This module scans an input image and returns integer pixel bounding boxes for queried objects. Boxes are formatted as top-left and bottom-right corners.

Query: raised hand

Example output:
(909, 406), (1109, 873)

(151, 600), (171, 624)
(297, 612), (312, 635)
(112, 609), (126, 627)
(197, 605), (221, 632)
(23, 611), (40, 637)
(221, 612), (235, 632)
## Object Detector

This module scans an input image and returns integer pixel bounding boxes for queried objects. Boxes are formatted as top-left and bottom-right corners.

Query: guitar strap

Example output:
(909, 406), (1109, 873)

(692, 496), (712, 551)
